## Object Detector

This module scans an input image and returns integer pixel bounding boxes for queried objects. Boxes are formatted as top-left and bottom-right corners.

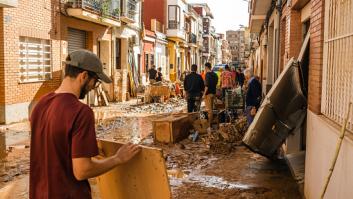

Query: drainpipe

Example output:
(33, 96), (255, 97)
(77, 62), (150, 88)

(274, 0), (282, 80)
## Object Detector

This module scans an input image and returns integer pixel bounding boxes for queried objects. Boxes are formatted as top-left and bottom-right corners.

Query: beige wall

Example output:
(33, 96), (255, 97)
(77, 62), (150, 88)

(305, 110), (353, 199)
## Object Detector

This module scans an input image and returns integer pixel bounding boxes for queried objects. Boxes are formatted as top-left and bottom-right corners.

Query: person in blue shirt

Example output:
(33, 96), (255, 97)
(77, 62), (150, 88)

(244, 69), (262, 127)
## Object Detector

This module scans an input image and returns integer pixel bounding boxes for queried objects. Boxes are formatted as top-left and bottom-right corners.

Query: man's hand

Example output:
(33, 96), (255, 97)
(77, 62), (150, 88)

(72, 143), (141, 181)
(113, 143), (141, 165)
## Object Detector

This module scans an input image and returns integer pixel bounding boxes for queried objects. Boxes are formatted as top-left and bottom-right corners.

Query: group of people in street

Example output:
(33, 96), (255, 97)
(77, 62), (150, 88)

(148, 65), (163, 83)
(28, 49), (263, 199)
(183, 63), (262, 128)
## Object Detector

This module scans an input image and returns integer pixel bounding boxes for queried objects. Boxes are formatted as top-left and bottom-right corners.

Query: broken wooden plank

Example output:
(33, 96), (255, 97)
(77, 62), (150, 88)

(96, 139), (171, 199)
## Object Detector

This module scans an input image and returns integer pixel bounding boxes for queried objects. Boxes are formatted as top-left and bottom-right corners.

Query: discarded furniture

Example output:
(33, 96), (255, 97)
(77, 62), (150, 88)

(225, 88), (244, 110)
(146, 85), (170, 97)
(96, 139), (171, 199)
(152, 114), (193, 143)
(94, 84), (109, 106)
(242, 58), (307, 159)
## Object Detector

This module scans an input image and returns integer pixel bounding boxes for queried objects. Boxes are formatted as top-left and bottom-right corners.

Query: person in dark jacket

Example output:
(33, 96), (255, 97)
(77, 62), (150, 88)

(237, 68), (245, 88)
(148, 65), (157, 84)
(203, 62), (218, 126)
(156, 67), (163, 82)
(184, 64), (205, 112)
(244, 68), (262, 127)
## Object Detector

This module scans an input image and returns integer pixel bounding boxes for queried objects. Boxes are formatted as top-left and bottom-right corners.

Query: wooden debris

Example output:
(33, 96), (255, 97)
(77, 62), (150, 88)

(96, 139), (171, 199)
(152, 114), (192, 143)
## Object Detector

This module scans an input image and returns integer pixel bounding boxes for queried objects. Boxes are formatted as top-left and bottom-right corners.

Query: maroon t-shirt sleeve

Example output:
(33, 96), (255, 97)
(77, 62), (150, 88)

(71, 106), (99, 158)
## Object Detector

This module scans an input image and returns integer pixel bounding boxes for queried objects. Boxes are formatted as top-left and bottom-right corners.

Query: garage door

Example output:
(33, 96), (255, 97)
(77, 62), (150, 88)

(68, 28), (87, 54)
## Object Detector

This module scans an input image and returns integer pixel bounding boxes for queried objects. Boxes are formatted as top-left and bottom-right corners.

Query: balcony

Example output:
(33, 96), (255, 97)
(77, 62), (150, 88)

(188, 33), (197, 44)
(167, 20), (186, 41)
(151, 19), (165, 33)
(249, 0), (272, 33)
(168, 21), (180, 29)
(0, 0), (17, 7)
(120, 0), (137, 24)
(65, 0), (121, 27)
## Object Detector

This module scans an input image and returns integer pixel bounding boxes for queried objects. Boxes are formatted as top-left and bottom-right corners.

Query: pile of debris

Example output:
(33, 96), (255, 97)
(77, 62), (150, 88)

(201, 117), (248, 154)
(123, 97), (186, 114)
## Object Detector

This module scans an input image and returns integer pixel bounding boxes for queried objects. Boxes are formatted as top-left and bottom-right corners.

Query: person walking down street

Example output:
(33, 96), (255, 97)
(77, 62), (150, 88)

(202, 62), (218, 127)
(184, 64), (205, 113)
(220, 65), (234, 100)
(29, 50), (141, 199)
(244, 68), (262, 127)
(236, 68), (245, 88)
(201, 69), (206, 81)
(148, 65), (158, 84)
(231, 67), (237, 86)
(156, 67), (163, 82)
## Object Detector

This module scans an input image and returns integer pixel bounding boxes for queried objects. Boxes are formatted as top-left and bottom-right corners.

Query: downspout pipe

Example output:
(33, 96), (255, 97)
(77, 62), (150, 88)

(274, 0), (282, 80)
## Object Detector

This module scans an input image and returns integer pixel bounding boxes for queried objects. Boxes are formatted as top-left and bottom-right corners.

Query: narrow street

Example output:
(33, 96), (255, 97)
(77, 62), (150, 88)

(0, 99), (301, 198)
(0, 0), (352, 198)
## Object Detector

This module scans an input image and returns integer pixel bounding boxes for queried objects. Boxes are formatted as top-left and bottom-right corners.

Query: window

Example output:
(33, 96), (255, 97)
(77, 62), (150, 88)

(168, 5), (180, 29)
(116, 38), (121, 69)
(322, 0), (353, 131)
(19, 37), (51, 83)
(145, 53), (149, 71)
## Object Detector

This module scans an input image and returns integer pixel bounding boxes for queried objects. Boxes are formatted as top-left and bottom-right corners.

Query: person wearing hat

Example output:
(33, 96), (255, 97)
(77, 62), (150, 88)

(29, 50), (141, 199)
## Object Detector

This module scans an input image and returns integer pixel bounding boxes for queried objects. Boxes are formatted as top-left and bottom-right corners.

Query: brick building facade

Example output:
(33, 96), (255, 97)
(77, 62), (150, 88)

(0, 0), (121, 123)
(0, 0), (62, 123)
(250, 0), (353, 198)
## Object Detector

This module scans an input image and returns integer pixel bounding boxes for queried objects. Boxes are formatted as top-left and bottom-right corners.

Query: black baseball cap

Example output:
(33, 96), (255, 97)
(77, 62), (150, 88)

(65, 50), (112, 83)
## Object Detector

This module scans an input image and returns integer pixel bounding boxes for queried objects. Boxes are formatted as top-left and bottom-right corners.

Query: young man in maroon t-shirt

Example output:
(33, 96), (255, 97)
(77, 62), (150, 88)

(29, 50), (141, 199)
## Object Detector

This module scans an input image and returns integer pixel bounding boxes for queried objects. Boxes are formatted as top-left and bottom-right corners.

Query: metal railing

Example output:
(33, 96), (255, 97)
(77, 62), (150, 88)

(189, 33), (197, 44)
(168, 21), (180, 29)
(322, 0), (353, 131)
(126, 0), (137, 19)
(66, 0), (120, 20)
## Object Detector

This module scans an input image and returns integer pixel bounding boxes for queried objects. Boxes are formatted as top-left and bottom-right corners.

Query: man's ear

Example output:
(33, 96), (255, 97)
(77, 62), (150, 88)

(78, 71), (89, 83)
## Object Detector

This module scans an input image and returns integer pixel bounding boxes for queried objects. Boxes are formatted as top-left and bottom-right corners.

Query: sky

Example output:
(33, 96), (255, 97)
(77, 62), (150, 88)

(188, 0), (250, 34)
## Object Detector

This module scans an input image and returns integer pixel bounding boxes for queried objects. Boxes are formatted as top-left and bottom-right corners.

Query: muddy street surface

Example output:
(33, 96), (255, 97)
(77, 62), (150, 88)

(148, 138), (301, 199)
(0, 100), (301, 199)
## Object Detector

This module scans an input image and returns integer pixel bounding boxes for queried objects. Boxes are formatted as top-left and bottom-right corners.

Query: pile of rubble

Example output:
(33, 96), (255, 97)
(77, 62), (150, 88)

(123, 97), (186, 114)
(201, 117), (248, 154)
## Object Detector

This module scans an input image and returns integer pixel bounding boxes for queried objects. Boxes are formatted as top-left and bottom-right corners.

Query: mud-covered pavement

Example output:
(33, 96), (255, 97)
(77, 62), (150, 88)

(147, 137), (301, 199)
(0, 99), (302, 199)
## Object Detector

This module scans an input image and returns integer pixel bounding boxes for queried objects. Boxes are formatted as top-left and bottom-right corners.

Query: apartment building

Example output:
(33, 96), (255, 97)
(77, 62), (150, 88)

(142, 0), (169, 82)
(191, 3), (215, 67)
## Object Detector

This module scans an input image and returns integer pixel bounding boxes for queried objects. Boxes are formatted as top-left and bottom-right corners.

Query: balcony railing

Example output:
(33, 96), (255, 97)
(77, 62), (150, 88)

(66, 0), (120, 20)
(126, 0), (136, 19)
(168, 21), (180, 29)
(189, 33), (197, 44)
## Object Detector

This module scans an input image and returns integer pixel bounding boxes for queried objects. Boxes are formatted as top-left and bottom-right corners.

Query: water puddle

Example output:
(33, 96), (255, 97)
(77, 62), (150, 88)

(187, 174), (251, 190)
(168, 168), (252, 190)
